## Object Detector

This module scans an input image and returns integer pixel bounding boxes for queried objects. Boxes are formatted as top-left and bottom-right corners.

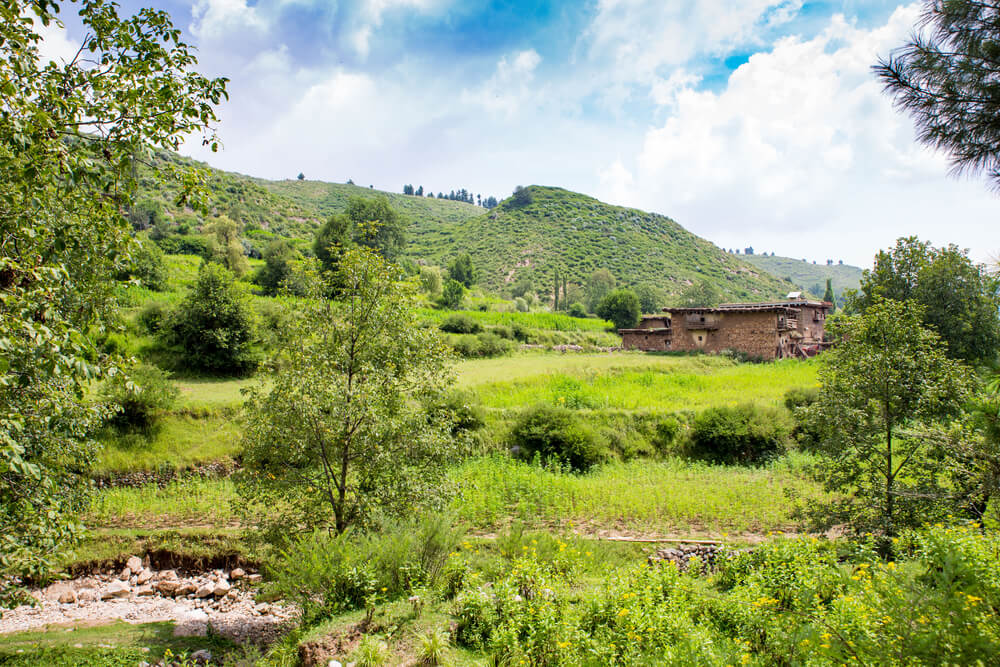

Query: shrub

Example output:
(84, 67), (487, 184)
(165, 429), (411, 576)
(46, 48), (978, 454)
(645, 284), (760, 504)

(596, 288), (640, 330)
(492, 324), (514, 340)
(652, 415), (682, 454)
(416, 628), (450, 666)
(568, 302), (587, 318)
(511, 321), (531, 342)
(783, 386), (826, 452)
(509, 404), (606, 472)
(353, 635), (390, 667)
(439, 279), (465, 309)
(137, 301), (168, 335)
(514, 297), (528, 312)
(689, 404), (790, 465)
(122, 240), (168, 291)
(99, 364), (178, 429)
(154, 233), (209, 257)
(161, 262), (258, 375)
(475, 332), (512, 357)
(265, 514), (464, 623)
(439, 313), (482, 334)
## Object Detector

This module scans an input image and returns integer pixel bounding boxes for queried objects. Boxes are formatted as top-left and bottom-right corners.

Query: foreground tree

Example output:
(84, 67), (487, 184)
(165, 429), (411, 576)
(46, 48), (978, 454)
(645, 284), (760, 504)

(850, 237), (1000, 363)
(0, 1), (225, 606)
(809, 299), (971, 542)
(875, 0), (1000, 189)
(238, 250), (460, 540)
(596, 288), (641, 330)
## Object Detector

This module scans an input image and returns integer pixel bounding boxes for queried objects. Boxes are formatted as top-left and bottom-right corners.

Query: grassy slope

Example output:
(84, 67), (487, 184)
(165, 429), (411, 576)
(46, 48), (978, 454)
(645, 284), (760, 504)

(743, 254), (863, 302)
(138, 153), (793, 299)
(431, 186), (795, 299)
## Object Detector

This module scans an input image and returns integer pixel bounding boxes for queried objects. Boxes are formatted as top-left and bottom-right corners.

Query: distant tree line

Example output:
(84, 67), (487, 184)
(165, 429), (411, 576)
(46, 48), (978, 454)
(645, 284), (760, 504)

(403, 184), (499, 208)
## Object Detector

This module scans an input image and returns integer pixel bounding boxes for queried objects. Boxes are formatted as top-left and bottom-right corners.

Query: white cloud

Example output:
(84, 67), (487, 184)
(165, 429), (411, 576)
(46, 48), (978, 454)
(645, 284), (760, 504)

(461, 49), (543, 116)
(190, 0), (267, 41)
(597, 4), (1000, 266)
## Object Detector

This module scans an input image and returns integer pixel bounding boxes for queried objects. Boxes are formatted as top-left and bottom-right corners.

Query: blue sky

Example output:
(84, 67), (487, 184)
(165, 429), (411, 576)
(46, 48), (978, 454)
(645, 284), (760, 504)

(48, 1), (999, 266)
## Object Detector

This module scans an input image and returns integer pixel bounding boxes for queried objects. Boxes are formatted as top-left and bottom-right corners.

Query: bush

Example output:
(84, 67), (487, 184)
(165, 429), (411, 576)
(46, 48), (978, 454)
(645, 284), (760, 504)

(99, 364), (178, 429)
(596, 288), (641, 330)
(514, 297), (528, 312)
(783, 386), (824, 452)
(439, 313), (482, 334)
(568, 302), (587, 318)
(509, 404), (606, 472)
(511, 321), (531, 342)
(161, 263), (258, 375)
(137, 301), (168, 334)
(154, 233), (209, 257)
(265, 515), (464, 623)
(689, 404), (790, 465)
(439, 279), (465, 309)
(652, 415), (683, 454)
(451, 332), (513, 358)
(122, 240), (168, 291)
(492, 325), (514, 340)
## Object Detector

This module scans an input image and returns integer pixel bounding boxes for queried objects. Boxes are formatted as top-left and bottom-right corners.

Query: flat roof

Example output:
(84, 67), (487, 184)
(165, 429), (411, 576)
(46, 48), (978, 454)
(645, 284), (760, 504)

(663, 299), (831, 314)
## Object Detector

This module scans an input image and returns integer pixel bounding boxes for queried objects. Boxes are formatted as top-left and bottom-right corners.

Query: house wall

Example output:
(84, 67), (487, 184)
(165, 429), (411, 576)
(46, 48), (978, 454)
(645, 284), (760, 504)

(671, 311), (782, 360)
(622, 330), (671, 351)
(794, 305), (826, 343)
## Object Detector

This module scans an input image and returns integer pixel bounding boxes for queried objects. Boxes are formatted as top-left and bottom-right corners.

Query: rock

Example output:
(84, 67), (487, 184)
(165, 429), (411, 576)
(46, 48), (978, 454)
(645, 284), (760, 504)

(159, 569), (178, 581)
(76, 588), (98, 602)
(136, 568), (153, 585)
(247, 573), (263, 583)
(230, 568), (245, 581)
(195, 583), (215, 598)
(213, 580), (231, 597)
(191, 649), (212, 664)
(126, 555), (143, 572)
(155, 580), (180, 595)
(119, 567), (131, 581)
(57, 588), (77, 604)
(175, 582), (197, 596)
(136, 585), (155, 597)
(255, 602), (270, 614)
(329, 661), (343, 667)
(102, 580), (130, 599)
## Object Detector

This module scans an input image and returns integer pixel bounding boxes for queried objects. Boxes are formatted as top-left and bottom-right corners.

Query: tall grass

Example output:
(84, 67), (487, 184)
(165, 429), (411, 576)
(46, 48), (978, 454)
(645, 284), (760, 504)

(416, 308), (611, 332)
(472, 358), (818, 411)
(94, 414), (242, 474)
(86, 479), (236, 528)
(451, 454), (825, 534)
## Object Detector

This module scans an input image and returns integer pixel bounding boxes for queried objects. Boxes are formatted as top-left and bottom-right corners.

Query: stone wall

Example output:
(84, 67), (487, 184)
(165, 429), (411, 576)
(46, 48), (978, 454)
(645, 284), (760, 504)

(622, 330), (671, 351)
(671, 311), (781, 360)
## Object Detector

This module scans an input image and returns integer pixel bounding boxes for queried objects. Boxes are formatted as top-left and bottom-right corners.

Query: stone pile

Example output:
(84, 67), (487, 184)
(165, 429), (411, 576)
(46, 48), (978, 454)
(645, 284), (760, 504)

(647, 543), (726, 571)
(1, 556), (294, 644)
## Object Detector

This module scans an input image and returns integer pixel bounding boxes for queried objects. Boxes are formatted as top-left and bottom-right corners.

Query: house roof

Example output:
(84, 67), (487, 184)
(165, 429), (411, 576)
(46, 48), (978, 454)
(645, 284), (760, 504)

(663, 299), (831, 315)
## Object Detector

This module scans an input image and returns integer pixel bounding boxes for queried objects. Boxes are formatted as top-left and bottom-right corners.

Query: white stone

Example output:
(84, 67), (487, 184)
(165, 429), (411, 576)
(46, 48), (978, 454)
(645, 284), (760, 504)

(119, 567), (131, 581)
(102, 580), (130, 599)
(194, 583), (214, 599)
(126, 556), (143, 572)
(230, 568), (245, 581)
(213, 580), (231, 597)
(57, 588), (77, 604)
(136, 569), (153, 585)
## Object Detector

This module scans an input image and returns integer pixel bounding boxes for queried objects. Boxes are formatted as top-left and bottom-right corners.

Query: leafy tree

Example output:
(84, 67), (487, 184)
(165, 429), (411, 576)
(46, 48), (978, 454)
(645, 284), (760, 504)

(584, 269), (616, 313)
(238, 249), (459, 538)
(596, 289), (641, 330)
(418, 265), (442, 297)
(205, 215), (248, 277)
(823, 278), (835, 309)
(448, 253), (477, 288)
(675, 280), (722, 307)
(439, 278), (465, 309)
(507, 185), (533, 208)
(120, 238), (168, 291)
(98, 364), (178, 430)
(254, 239), (298, 296)
(314, 213), (352, 274)
(634, 283), (666, 314)
(510, 275), (533, 299)
(297, 172), (305, 180)
(568, 302), (588, 318)
(850, 237), (1000, 363)
(875, 0), (1000, 189)
(809, 299), (971, 541)
(162, 263), (258, 375)
(0, 0), (225, 606)
(348, 195), (405, 260)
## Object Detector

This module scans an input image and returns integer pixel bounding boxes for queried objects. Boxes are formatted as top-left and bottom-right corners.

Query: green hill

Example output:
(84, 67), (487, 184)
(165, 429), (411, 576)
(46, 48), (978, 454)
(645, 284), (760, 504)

(742, 254), (863, 303)
(137, 155), (793, 301)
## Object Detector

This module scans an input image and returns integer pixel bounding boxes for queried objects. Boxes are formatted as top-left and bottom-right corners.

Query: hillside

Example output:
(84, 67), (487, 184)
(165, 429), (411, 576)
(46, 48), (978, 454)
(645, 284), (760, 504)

(742, 254), (863, 303)
(426, 186), (792, 300)
(137, 154), (793, 301)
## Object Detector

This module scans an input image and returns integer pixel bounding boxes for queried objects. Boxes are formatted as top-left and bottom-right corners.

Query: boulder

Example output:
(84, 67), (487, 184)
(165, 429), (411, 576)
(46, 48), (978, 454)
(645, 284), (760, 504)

(175, 582), (198, 596)
(159, 569), (178, 581)
(191, 649), (213, 664)
(136, 585), (155, 597)
(126, 555), (143, 572)
(194, 583), (215, 599)
(102, 580), (130, 599)
(154, 580), (180, 596)
(136, 568), (153, 585)
(119, 567), (131, 581)
(76, 588), (98, 602)
(213, 580), (231, 597)
(230, 568), (245, 581)
(57, 588), (77, 604)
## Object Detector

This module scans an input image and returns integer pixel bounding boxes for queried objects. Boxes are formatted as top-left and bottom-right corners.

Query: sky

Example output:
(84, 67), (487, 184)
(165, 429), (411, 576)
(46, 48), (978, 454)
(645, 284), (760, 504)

(48, 0), (999, 267)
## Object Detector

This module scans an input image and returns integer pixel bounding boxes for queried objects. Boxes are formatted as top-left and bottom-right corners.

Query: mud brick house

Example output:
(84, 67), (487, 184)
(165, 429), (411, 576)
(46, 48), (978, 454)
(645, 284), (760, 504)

(620, 296), (832, 360)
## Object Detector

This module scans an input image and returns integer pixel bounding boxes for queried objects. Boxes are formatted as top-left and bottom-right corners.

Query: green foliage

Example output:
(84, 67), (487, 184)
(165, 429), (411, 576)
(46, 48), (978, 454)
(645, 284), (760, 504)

(416, 627), (451, 666)
(265, 515), (463, 623)
(743, 254), (862, 304)
(596, 288), (641, 330)
(121, 239), (168, 291)
(439, 314), (482, 334)
(439, 279), (465, 309)
(204, 215), (249, 277)
(313, 213), (351, 273)
(633, 283), (666, 314)
(875, 0), (1000, 190)
(98, 365), (178, 430)
(584, 268), (616, 313)
(418, 265), (443, 297)
(238, 249), (460, 537)
(348, 195), (406, 260)
(567, 302), (587, 318)
(448, 252), (478, 288)
(784, 386), (824, 452)
(0, 0), (226, 606)
(451, 332), (514, 359)
(161, 263), (258, 375)
(254, 239), (298, 296)
(675, 279), (722, 307)
(137, 301), (169, 334)
(810, 298), (972, 538)
(690, 404), (790, 465)
(353, 635), (391, 667)
(822, 277), (835, 306)
(850, 237), (1000, 363)
(509, 404), (606, 472)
